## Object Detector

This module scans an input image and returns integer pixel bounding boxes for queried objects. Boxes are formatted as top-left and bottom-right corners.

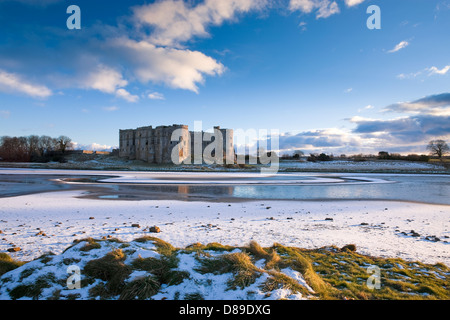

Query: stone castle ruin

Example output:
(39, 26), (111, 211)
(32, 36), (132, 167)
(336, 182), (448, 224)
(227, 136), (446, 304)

(119, 124), (234, 164)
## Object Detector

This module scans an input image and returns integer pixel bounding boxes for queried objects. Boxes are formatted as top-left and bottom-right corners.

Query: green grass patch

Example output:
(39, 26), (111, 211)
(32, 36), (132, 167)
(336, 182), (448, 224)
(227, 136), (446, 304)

(9, 273), (57, 300)
(299, 246), (450, 300)
(0, 253), (25, 277)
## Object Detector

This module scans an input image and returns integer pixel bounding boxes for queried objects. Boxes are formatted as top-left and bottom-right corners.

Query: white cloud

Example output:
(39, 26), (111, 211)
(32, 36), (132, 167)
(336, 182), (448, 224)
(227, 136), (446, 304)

(115, 88), (139, 103)
(148, 92), (165, 100)
(344, 0), (365, 7)
(316, 1), (339, 18)
(133, 0), (268, 46)
(388, 40), (409, 53)
(344, 87), (353, 93)
(109, 37), (225, 93)
(349, 115), (377, 122)
(72, 142), (115, 152)
(427, 65), (450, 75)
(80, 65), (138, 102)
(289, 0), (340, 19)
(397, 65), (449, 80)
(0, 69), (52, 98)
(357, 105), (374, 112)
(82, 65), (127, 94)
(289, 0), (315, 13)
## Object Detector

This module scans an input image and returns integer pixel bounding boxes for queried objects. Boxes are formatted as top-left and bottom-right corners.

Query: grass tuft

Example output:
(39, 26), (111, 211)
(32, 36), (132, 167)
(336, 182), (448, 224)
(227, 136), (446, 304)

(0, 253), (25, 277)
(84, 249), (131, 298)
(119, 276), (160, 300)
(196, 251), (262, 290)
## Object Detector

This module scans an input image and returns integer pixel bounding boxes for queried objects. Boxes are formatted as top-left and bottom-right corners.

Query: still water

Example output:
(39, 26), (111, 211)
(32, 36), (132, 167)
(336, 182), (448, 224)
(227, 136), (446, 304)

(232, 175), (450, 204)
(92, 173), (450, 205)
(0, 171), (448, 205)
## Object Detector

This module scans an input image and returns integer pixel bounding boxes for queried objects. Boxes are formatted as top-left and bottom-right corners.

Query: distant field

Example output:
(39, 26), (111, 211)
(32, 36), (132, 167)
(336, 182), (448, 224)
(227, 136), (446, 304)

(0, 154), (448, 174)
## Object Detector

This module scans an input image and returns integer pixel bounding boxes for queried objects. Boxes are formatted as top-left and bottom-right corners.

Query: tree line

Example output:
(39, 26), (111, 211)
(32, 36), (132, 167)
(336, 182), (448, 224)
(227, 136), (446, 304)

(0, 135), (73, 162)
(280, 140), (449, 162)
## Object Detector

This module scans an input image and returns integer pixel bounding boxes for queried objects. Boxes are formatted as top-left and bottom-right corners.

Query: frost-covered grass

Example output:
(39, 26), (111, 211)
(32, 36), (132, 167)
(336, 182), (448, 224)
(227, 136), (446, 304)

(0, 155), (448, 173)
(0, 237), (448, 300)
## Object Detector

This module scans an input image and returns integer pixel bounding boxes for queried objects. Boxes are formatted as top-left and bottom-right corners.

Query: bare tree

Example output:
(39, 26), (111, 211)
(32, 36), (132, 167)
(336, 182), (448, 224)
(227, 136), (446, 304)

(56, 135), (73, 154)
(427, 140), (449, 159)
(38, 135), (57, 156)
(0, 134), (74, 162)
(27, 135), (41, 160)
(0, 136), (30, 161)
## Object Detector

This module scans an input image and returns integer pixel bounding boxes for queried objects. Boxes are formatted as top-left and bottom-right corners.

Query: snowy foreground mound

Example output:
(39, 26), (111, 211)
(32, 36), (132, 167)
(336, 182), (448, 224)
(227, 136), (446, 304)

(0, 237), (448, 300)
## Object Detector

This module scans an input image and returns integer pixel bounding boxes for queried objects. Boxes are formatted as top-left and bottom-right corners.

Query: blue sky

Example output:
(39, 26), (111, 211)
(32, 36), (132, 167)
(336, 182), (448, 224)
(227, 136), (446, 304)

(0, 0), (449, 155)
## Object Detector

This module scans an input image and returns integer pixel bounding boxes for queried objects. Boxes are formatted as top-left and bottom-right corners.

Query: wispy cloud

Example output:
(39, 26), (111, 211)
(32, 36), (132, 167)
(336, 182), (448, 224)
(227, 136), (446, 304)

(289, 0), (340, 19)
(357, 105), (374, 113)
(298, 21), (307, 31)
(344, 0), (365, 7)
(115, 88), (139, 103)
(103, 106), (119, 112)
(383, 93), (450, 116)
(388, 40), (409, 53)
(0, 110), (11, 119)
(396, 71), (422, 80)
(344, 87), (353, 93)
(0, 69), (52, 98)
(148, 92), (165, 100)
(427, 65), (450, 75)
(397, 64), (450, 80)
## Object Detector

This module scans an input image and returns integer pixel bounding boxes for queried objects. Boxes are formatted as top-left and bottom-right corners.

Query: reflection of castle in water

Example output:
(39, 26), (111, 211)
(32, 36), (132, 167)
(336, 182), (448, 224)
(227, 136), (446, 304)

(114, 184), (234, 197)
(177, 185), (233, 196)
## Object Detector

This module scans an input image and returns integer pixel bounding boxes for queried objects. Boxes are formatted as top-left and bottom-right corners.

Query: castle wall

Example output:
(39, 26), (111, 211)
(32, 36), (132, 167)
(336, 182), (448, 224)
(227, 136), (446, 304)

(119, 124), (234, 164)
(119, 129), (136, 160)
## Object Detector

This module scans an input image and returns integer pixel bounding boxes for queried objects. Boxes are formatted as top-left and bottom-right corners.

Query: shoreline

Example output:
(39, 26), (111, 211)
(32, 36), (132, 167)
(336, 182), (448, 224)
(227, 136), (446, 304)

(0, 158), (448, 175)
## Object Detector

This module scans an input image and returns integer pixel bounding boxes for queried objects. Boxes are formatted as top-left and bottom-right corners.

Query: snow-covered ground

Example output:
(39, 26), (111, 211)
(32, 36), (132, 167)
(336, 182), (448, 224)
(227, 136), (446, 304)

(278, 160), (447, 172)
(1, 157), (448, 174)
(1, 190), (448, 266)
